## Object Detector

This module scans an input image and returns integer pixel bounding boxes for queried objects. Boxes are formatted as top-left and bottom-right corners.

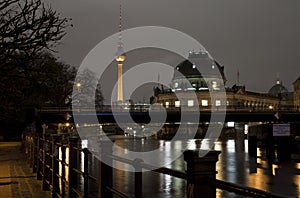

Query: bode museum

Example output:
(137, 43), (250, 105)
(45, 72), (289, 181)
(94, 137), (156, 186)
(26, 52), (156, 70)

(151, 51), (300, 112)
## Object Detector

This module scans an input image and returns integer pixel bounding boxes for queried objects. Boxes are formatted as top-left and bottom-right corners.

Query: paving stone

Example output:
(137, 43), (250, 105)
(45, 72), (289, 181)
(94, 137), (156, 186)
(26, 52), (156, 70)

(0, 142), (50, 198)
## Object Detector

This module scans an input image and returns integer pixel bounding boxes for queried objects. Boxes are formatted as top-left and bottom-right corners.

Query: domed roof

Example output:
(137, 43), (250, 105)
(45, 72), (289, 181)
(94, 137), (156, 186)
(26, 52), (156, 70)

(268, 80), (288, 97)
(173, 51), (226, 81)
(174, 59), (202, 78)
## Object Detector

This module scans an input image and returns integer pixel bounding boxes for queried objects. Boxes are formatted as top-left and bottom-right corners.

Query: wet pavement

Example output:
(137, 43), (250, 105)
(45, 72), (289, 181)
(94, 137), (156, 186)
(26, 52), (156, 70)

(0, 142), (50, 198)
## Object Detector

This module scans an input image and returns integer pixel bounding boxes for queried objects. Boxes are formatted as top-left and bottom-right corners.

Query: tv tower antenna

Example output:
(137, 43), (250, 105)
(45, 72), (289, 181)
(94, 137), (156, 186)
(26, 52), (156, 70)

(115, 2), (126, 102)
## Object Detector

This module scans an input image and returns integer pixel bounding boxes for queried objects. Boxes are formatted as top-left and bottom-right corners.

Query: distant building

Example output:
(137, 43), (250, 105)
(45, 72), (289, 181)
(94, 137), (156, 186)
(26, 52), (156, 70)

(294, 77), (300, 111)
(152, 51), (295, 112)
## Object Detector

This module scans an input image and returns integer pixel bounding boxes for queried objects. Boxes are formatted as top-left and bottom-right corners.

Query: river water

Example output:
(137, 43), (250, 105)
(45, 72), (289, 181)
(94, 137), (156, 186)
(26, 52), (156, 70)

(76, 138), (300, 198)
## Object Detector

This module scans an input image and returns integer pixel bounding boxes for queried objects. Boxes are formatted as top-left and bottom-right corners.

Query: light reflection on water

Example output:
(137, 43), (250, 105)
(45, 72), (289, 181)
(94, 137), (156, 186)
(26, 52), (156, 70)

(60, 138), (300, 198)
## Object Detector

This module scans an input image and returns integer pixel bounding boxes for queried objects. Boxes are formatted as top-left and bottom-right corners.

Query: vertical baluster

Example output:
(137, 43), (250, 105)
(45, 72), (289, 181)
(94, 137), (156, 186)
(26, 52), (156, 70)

(42, 136), (51, 191)
(29, 135), (33, 167)
(134, 158), (143, 198)
(68, 137), (79, 197)
(98, 141), (113, 198)
(61, 141), (66, 197)
(41, 136), (46, 188)
(32, 134), (38, 173)
(51, 135), (60, 198)
(83, 148), (89, 197)
(37, 134), (43, 180)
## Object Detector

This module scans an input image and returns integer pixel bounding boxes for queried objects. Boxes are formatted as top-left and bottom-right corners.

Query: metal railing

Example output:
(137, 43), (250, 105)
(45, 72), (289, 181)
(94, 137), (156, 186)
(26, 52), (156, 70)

(22, 132), (292, 198)
(26, 132), (99, 197)
(39, 104), (300, 113)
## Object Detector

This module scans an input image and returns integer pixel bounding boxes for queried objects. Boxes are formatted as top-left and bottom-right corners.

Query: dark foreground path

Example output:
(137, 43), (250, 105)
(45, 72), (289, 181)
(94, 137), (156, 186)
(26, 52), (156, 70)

(0, 142), (50, 198)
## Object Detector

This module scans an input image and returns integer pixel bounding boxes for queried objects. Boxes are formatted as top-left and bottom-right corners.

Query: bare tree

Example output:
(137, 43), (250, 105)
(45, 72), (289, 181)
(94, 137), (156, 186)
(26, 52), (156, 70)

(73, 68), (104, 110)
(0, 0), (70, 123)
(0, 0), (70, 76)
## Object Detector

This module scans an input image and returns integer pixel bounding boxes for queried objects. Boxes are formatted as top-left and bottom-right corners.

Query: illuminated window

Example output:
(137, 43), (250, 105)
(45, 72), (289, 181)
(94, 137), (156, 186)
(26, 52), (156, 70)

(165, 101), (169, 108)
(244, 124), (248, 135)
(188, 100), (194, 107)
(187, 87), (196, 90)
(175, 101), (180, 107)
(174, 82), (178, 88)
(226, 101), (229, 106)
(212, 81), (218, 90)
(201, 100), (208, 106)
(227, 122), (235, 127)
(215, 100), (221, 106)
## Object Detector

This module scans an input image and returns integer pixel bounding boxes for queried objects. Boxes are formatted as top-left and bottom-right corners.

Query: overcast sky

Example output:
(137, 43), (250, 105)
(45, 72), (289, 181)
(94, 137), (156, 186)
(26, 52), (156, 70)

(46, 0), (300, 102)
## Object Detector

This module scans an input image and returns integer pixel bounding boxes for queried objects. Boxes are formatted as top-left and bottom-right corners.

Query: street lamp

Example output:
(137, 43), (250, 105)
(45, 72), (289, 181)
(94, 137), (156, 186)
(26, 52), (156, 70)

(76, 82), (81, 93)
(75, 82), (82, 112)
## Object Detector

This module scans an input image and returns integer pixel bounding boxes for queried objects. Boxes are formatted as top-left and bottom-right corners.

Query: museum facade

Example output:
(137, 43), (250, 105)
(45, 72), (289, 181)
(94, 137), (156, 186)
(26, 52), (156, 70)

(151, 51), (296, 112)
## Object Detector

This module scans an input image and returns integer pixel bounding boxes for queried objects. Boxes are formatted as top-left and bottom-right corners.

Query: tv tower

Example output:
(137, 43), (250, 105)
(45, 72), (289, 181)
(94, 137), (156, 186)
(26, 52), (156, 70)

(115, 3), (126, 102)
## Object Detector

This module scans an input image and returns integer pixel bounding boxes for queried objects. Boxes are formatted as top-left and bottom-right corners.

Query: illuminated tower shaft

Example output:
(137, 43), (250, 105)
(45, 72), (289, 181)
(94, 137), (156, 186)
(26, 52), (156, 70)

(117, 62), (123, 101)
(116, 54), (126, 101)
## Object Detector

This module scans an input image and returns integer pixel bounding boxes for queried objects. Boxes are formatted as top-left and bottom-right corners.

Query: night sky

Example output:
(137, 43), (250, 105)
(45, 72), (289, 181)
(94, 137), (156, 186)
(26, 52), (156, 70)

(45, 0), (300, 103)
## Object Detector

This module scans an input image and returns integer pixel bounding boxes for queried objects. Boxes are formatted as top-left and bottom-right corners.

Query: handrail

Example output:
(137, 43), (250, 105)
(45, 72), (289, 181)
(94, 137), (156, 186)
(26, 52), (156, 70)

(106, 153), (187, 179)
(39, 104), (300, 113)
(106, 153), (188, 180)
(208, 178), (292, 198)
(105, 186), (130, 198)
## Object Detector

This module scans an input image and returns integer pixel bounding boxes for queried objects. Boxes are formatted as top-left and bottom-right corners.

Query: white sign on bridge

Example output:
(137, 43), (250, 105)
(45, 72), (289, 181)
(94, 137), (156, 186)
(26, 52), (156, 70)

(273, 123), (290, 136)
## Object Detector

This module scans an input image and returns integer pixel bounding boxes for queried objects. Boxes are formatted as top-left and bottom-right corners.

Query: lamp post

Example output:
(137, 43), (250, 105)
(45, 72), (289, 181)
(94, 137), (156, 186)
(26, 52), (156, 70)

(76, 82), (81, 93)
(75, 82), (82, 112)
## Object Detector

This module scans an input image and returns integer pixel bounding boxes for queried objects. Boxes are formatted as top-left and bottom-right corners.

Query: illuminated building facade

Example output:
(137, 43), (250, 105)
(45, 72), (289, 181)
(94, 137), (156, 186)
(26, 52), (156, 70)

(294, 77), (300, 111)
(152, 51), (295, 112)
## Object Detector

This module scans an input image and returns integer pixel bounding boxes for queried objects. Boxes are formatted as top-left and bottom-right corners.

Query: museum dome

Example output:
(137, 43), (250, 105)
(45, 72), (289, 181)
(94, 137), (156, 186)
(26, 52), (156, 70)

(175, 60), (201, 77)
(174, 51), (225, 80)
(268, 80), (288, 97)
(171, 51), (226, 91)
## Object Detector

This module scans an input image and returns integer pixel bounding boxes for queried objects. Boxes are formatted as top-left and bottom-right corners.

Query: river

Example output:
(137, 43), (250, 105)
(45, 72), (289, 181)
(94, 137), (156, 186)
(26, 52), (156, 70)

(73, 138), (300, 198)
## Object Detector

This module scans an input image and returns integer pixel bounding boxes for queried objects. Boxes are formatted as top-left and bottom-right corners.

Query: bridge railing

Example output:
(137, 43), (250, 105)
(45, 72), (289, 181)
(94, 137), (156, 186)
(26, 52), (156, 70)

(39, 104), (299, 113)
(22, 132), (291, 198)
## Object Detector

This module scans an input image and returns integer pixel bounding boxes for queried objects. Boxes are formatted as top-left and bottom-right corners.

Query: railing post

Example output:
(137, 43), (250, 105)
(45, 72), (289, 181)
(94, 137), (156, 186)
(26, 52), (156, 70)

(42, 135), (52, 191)
(133, 158), (143, 198)
(83, 148), (89, 197)
(37, 134), (43, 180)
(184, 150), (221, 198)
(61, 139), (66, 197)
(29, 135), (34, 168)
(32, 133), (39, 173)
(25, 135), (30, 163)
(51, 135), (60, 198)
(41, 135), (47, 189)
(68, 137), (79, 197)
(248, 126), (257, 157)
(98, 141), (113, 198)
